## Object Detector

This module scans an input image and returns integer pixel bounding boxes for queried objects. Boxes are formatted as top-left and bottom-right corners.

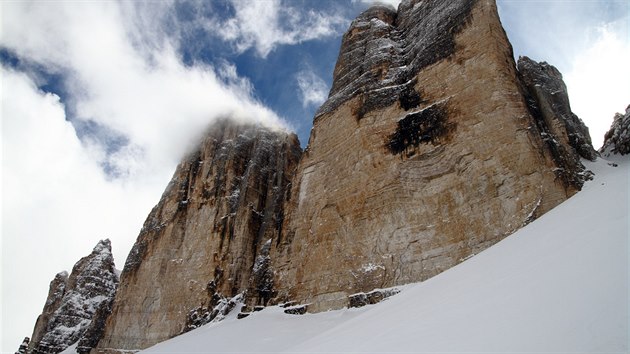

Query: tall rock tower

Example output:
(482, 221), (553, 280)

(270, 0), (594, 311)
(95, 120), (301, 351)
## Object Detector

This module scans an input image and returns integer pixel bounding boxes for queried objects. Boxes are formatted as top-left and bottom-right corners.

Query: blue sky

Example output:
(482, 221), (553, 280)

(1, 0), (629, 352)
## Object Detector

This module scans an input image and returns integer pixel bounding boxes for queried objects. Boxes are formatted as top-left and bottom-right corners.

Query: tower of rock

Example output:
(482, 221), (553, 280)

(270, 0), (594, 312)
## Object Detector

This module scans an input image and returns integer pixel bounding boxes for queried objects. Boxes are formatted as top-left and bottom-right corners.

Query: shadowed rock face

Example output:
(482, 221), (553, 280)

(517, 56), (597, 188)
(272, 0), (589, 312)
(28, 240), (118, 354)
(95, 120), (301, 352)
(601, 105), (630, 156)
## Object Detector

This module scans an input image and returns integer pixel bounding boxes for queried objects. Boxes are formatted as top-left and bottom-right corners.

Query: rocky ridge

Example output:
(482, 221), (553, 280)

(27, 240), (118, 354)
(601, 105), (630, 156)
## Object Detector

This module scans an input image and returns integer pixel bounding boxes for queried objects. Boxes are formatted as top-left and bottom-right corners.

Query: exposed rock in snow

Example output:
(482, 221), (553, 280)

(27, 240), (118, 354)
(601, 105), (630, 156)
(348, 288), (400, 308)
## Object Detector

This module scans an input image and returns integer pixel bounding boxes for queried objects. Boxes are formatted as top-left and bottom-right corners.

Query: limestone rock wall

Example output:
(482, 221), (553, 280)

(28, 240), (118, 354)
(94, 120), (301, 352)
(271, 0), (589, 312)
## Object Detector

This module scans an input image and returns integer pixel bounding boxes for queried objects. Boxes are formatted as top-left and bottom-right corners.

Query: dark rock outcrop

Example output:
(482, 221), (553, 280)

(348, 288), (401, 308)
(95, 120), (301, 351)
(601, 105), (630, 156)
(517, 56), (597, 188)
(28, 240), (118, 354)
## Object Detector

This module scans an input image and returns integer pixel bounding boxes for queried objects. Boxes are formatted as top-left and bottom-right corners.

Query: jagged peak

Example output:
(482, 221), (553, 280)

(93, 238), (112, 254)
(601, 104), (630, 157)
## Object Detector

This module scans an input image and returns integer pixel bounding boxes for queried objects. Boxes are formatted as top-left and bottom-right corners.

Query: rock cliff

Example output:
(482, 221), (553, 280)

(27, 240), (118, 354)
(94, 120), (301, 352)
(271, 0), (592, 312)
(601, 105), (630, 156)
(23, 0), (600, 352)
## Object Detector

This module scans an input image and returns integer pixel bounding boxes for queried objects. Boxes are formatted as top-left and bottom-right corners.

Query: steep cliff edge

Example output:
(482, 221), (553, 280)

(94, 120), (301, 352)
(272, 0), (593, 311)
(27, 240), (118, 354)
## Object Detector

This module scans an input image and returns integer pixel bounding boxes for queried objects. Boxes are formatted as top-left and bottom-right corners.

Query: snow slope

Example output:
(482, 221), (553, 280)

(140, 157), (628, 353)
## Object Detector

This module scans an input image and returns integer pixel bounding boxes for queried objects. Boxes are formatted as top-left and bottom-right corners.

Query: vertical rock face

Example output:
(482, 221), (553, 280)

(517, 56), (597, 183)
(271, 0), (592, 311)
(28, 240), (118, 354)
(601, 105), (630, 156)
(95, 120), (301, 352)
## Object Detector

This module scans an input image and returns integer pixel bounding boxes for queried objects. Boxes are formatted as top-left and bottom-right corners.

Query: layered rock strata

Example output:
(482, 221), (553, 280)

(271, 0), (592, 312)
(28, 240), (118, 354)
(94, 120), (301, 351)
(601, 105), (630, 156)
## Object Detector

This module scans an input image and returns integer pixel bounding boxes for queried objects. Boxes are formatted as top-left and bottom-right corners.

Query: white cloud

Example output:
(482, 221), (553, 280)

(0, 1), (290, 351)
(296, 70), (329, 108)
(565, 24), (630, 149)
(2, 67), (163, 354)
(216, 0), (347, 57)
(352, 0), (400, 10)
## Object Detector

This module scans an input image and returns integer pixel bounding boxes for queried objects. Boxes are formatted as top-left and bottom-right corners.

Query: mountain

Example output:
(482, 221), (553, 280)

(25, 240), (118, 354)
(21, 0), (613, 353)
(94, 120), (301, 351)
(137, 155), (628, 353)
(271, 0), (593, 312)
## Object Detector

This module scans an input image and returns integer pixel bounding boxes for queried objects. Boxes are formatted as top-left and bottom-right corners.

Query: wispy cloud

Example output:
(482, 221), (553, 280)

(296, 69), (329, 108)
(0, 1), (289, 350)
(215, 0), (348, 57)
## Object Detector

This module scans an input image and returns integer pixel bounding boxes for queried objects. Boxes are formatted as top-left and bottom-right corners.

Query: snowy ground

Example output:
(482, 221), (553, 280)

(134, 156), (627, 352)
